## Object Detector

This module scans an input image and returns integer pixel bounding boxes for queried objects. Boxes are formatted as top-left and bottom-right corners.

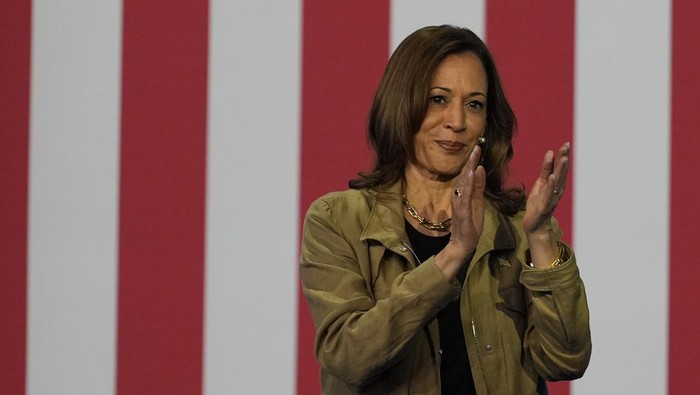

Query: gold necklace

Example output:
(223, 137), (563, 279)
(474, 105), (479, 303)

(401, 195), (452, 232)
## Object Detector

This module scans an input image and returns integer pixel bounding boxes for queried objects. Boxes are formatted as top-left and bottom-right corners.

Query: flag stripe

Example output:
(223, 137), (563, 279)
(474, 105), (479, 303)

(485, 3), (575, 394)
(27, 1), (122, 393)
(390, 0), (486, 51)
(203, 1), (301, 394)
(485, 0), (575, 239)
(7, 2), (690, 394)
(573, 1), (670, 393)
(297, 1), (390, 393)
(116, 1), (209, 393)
(0, 1), (31, 393)
(669, 0), (700, 392)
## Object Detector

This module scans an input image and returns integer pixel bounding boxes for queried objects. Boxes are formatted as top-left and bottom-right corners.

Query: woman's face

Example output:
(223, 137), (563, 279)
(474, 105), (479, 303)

(410, 52), (487, 180)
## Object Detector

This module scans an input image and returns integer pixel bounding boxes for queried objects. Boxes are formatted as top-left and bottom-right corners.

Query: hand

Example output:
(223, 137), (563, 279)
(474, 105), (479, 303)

(449, 145), (486, 255)
(435, 145), (486, 280)
(522, 142), (570, 235)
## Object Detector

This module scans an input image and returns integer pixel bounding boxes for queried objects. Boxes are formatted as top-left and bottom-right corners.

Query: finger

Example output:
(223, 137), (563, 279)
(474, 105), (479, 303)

(538, 149), (555, 182)
(473, 165), (486, 197)
(458, 164), (486, 213)
(552, 142), (569, 174)
(558, 141), (571, 159)
(453, 145), (482, 196)
(553, 156), (569, 195)
(464, 146), (483, 198)
(552, 142), (571, 194)
(465, 168), (475, 198)
(468, 144), (482, 172)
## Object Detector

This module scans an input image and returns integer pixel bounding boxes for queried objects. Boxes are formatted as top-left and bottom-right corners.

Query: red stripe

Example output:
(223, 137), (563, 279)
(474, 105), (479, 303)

(0, 1), (30, 393)
(485, 2), (574, 395)
(297, 1), (390, 393)
(117, 1), (209, 393)
(669, 0), (700, 392)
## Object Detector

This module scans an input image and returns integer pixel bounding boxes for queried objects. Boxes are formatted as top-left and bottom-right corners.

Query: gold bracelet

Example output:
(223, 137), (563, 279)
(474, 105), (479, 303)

(547, 242), (567, 269)
(527, 242), (567, 269)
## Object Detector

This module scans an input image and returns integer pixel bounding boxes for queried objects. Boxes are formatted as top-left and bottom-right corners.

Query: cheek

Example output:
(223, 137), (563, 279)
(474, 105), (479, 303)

(469, 115), (487, 132)
(420, 112), (441, 131)
(413, 134), (430, 159)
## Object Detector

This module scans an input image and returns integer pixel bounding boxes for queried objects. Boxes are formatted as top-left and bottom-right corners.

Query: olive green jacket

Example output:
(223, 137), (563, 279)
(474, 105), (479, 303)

(300, 182), (591, 394)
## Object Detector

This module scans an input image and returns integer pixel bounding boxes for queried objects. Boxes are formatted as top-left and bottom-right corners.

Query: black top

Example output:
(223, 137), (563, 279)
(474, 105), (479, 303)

(405, 220), (476, 395)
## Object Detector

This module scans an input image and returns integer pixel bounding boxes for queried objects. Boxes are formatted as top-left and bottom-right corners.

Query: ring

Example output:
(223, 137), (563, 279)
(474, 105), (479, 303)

(454, 188), (463, 197)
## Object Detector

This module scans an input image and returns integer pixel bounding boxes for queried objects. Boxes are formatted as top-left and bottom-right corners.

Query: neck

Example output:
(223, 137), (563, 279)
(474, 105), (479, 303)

(402, 163), (458, 234)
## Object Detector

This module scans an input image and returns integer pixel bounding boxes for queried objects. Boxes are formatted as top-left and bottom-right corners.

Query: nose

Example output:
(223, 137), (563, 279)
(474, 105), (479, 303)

(444, 102), (466, 132)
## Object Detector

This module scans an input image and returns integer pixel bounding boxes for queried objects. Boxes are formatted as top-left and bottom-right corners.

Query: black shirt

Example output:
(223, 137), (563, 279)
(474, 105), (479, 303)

(405, 220), (476, 395)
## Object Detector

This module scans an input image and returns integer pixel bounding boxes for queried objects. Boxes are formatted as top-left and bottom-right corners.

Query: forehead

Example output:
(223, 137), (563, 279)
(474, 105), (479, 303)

(431, 52), (487, 88)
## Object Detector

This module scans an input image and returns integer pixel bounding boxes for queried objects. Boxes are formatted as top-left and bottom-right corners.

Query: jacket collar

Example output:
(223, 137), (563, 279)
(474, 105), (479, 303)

(359, 181), (407, 248)
(359, 181), (517, 255)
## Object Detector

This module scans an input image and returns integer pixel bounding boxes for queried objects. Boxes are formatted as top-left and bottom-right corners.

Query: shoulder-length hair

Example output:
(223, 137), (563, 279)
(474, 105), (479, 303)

(349, 25), (525, 216)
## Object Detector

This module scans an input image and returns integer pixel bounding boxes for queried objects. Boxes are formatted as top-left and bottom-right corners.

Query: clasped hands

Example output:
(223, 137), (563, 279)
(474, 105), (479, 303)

(436, 142), (570, 279)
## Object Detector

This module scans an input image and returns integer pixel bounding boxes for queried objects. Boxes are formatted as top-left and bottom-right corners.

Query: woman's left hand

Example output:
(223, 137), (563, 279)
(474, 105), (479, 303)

(522, 142), (570, 235)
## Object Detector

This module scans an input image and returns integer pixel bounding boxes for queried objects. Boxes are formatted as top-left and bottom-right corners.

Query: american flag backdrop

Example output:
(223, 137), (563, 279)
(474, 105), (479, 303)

(2, 0), (699, 394)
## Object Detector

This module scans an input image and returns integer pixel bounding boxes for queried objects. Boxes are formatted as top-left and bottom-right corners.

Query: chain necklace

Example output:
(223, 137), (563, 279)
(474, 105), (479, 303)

(401, 194), (452, 232)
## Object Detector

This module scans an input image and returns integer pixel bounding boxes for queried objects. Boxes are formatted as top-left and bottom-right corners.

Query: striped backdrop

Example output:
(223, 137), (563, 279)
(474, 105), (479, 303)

(2, 1), (698, 394)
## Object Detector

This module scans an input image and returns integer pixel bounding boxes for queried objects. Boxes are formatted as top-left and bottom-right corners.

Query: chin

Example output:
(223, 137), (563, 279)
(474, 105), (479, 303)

(442, 162), (467, 176)
(433, 168), (462, 181)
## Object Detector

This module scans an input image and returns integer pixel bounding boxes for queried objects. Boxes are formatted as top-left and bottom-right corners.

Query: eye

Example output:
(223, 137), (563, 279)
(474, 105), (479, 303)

(429, 95), (447, 105)
(466, 100), (485, 111)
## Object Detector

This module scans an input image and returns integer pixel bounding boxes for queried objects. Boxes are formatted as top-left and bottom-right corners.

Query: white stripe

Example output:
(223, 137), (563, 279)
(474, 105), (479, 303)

(572, 1), (670, 394)
(27, 1), (121, 394)
(390, 0), (486, 52)
(203, 1), (301, 394)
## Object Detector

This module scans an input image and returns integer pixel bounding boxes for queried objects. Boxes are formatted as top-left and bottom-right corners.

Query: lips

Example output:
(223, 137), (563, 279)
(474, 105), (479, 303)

(435, 140), (466, 152)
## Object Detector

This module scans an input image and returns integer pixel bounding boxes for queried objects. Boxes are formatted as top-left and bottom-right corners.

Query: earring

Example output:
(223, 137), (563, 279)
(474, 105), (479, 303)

(477, 136), (486, 166)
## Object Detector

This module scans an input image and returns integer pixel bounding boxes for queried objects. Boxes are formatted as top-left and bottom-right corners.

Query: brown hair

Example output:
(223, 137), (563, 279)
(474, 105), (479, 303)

(349, 25), (524, 216)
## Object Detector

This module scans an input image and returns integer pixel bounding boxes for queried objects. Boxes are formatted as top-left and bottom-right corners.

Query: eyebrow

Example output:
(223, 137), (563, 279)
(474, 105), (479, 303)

(430, 86), (486, 98)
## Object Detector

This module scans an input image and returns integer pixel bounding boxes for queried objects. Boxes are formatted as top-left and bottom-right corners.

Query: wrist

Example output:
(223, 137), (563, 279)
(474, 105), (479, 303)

(526, 231), (560, 269)
(527, 241), (567, 269)
(435, 241), (474, 280)
(524, 224), (554, 241)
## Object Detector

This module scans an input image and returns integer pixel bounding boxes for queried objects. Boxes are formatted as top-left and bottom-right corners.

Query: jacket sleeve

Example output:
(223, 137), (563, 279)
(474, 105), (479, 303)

(299, 197), (460, 386)
(519, 244), (592, 381)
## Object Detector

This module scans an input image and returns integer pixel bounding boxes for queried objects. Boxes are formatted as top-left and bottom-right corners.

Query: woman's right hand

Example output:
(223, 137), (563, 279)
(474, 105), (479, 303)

(435, 145), (486, 280)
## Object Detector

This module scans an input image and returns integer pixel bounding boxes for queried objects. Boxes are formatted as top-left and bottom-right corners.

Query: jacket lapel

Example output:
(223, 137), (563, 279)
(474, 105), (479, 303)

(359, 183), (412, 253)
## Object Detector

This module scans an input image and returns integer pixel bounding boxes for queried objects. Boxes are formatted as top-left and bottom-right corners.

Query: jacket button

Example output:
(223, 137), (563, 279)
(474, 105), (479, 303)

(485, 344), (493, 352)
(399, 246), (408, 252)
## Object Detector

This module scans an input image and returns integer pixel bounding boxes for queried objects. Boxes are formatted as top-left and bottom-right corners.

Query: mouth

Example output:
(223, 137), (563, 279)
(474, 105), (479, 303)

(435, 140), (466, 153)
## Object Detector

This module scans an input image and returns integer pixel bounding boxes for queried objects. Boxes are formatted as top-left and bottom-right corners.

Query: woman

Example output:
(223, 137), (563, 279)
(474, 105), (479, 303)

(300, 25), (591, 394)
